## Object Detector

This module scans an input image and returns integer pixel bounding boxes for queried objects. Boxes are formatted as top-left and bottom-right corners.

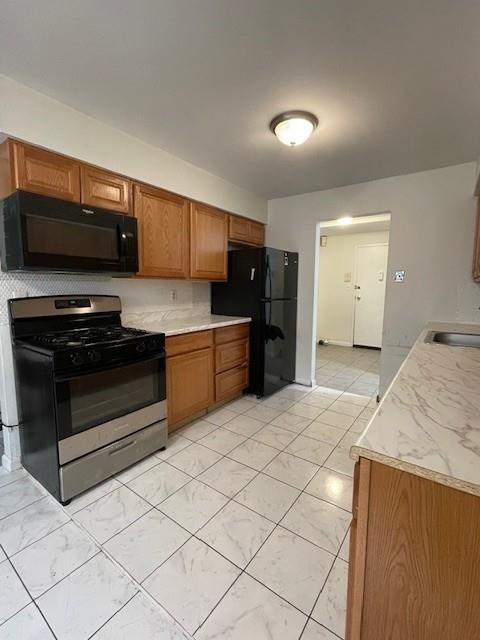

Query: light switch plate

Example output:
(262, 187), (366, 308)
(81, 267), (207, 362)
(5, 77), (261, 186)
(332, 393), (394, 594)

(394, 270), (405, 282)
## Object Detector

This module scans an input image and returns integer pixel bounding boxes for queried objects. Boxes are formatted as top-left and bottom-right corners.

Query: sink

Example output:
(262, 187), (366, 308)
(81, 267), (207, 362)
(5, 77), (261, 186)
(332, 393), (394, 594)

(426, 331), (480, 348)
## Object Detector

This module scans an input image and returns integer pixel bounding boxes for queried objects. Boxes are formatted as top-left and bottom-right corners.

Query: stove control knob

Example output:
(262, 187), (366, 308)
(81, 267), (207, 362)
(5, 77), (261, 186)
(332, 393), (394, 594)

(71, 353), (84, 366)
(88, 350), (101, 363)
(147, 338), (157, 351)
(136, 342), (146, 353)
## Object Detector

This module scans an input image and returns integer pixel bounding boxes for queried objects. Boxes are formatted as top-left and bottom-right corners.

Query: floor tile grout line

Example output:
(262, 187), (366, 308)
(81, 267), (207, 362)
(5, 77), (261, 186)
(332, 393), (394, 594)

(0, 493), (45, 523)
(85, 590), (139, 640)
(69, 517), (197, 640)
(1, 545), (65, 638)
(193, 469), (346, 637)
(66, 495), (202, 638)
(31, 598), (60, 640)
(7, 518), (80, 562)
(0, 470), (28, 491)
(138, 529), (194, 587)
(62, 481), (123, 516)
(0, 497), (72, 559)
(169, 380), (360, 634)
(0, 375), (368, 639)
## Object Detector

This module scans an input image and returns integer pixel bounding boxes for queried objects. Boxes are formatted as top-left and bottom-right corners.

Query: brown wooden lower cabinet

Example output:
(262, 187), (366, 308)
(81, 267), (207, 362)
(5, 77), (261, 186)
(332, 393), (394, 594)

(346, 458), (480, 640)
(166, 347), (214, 428)
(166, 324), (250, 431)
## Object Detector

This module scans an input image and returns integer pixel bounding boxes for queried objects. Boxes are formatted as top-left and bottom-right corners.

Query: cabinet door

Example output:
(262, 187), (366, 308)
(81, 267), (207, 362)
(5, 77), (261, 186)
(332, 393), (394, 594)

(81, 166), (132, 214)
(473, 199), (480, 281)
(359, 462), (480, 640)
(229, 215), (250, 243)
(167, 348), (214, 429)
(12, 141), (80, 202)
(134, 184), (190, 278)
(190, 203), (228, 280)
(249, 221), (265, 246)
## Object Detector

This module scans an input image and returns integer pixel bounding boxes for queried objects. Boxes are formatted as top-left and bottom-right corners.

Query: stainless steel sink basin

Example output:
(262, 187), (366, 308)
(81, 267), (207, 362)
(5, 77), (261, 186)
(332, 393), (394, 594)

(426, 331), (480, 347)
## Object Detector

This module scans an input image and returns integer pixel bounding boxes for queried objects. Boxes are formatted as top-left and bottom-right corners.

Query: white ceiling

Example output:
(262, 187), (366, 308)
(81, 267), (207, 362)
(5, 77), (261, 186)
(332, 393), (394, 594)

(1, 1), (479, 199)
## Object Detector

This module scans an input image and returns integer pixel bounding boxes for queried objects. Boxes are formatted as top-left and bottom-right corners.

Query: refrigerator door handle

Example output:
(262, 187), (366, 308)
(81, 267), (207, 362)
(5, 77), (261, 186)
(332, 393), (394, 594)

(266, 255), (272, 299)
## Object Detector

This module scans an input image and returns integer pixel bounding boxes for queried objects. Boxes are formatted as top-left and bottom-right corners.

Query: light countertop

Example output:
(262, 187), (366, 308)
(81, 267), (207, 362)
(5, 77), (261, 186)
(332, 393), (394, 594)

(351, 322), (480, 497)
(125, 314), (251, 337)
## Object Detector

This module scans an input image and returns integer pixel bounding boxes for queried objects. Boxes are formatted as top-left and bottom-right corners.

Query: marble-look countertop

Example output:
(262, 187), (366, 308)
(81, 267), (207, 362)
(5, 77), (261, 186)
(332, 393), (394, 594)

(124, 314), (251, 337)
(351, 322), (480, 497)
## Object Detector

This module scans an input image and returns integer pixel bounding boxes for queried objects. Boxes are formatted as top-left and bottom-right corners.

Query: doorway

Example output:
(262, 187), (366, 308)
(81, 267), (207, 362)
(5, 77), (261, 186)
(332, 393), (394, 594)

(314, 213), (390, 397)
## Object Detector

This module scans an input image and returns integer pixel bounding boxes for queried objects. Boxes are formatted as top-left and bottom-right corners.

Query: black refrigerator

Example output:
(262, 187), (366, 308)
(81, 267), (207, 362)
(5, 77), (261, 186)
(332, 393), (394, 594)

(211, 247), (298, 397)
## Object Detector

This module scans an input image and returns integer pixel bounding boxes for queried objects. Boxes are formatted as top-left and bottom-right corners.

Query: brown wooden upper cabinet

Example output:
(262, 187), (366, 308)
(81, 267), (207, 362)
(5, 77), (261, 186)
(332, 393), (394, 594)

(229, 214), (265, 246)
(81, 165), (132, 214)
(190, 203), (228, 280)
(473, 198), (480, 281)
(2, 140), (81, 202)
(134, 184), (190, 279)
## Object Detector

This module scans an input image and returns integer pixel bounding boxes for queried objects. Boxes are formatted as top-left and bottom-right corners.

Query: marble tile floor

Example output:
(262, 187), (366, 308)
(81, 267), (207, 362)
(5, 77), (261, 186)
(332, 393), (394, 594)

(0, 381), (378, 640)
(315, 344), (380, 398)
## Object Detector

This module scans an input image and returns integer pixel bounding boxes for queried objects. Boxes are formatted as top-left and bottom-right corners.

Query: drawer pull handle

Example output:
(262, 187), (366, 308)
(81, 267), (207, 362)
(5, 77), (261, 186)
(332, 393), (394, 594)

(109, 440), (137, 456)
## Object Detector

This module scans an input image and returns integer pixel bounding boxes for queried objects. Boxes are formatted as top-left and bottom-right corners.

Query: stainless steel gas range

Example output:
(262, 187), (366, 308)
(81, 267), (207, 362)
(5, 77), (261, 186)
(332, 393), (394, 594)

(9, 295), (167, 504)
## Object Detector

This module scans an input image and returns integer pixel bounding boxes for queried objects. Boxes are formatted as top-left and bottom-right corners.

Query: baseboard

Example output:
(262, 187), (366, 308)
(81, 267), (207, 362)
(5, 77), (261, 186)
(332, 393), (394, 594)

(294, 377), (315, 387)
(2, 453), (22, 472)
(319, 340), (353, 348)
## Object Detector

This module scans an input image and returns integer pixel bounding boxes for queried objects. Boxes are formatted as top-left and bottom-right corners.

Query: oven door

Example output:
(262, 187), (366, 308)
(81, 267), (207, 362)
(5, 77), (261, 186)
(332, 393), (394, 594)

(55, 354), (166, 464)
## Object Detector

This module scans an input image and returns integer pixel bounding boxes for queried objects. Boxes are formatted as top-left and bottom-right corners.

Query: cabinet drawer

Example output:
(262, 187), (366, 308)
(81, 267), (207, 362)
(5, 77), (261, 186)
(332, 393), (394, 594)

(215, 365), (249, 402)
(81, 166), (132, 214)
(166, 330), (213, 357)
(215, 323), (249, 345)
(215, 338), (249, 373)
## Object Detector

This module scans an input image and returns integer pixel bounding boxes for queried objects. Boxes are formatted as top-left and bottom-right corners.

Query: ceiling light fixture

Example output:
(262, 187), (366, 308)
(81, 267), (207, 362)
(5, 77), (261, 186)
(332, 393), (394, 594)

(270, 111), (318, 147)
(337, 216), (353, 226)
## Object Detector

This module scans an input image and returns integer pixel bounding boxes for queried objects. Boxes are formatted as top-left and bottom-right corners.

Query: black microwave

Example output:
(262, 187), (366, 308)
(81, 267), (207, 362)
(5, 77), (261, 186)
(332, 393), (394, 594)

(0, 191), (138, 274)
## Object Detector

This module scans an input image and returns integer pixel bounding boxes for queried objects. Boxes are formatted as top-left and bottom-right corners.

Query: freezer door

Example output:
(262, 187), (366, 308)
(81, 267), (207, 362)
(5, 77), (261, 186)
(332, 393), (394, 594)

(211, 248), (263, 318)
(265, 248), (299, 300)
(263, 298), (297, 396)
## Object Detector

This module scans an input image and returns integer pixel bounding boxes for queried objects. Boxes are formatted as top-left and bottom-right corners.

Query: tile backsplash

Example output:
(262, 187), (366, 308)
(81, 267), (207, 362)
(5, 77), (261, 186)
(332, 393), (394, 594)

(0, 271), (212, 449)
(0, 271), (211, 325)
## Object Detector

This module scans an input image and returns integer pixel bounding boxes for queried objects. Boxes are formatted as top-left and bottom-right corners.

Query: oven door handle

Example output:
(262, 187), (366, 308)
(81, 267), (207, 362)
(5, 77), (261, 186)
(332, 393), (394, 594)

(54, 352), (165, 382)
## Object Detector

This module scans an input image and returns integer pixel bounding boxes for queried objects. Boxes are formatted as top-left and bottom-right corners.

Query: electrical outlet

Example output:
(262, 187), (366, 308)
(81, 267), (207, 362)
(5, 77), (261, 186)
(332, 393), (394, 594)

(170, 289), (178, 301)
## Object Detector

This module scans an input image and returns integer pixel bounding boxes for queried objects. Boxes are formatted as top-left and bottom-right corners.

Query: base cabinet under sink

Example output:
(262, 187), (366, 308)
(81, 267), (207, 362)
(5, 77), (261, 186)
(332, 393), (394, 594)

(347, 458), (480, 639)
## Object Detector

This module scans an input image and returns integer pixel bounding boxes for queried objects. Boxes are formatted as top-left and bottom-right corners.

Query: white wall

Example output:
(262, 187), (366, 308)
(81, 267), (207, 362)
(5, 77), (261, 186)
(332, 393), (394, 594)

(317, 230), (389, 346)
(0, 74), (267, 469)
(267, 162), (479, 390)
(0, 75), (267, 222)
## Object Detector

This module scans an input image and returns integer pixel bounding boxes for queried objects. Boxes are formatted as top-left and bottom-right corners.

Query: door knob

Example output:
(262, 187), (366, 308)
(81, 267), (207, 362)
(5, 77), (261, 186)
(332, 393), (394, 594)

(356, 296), (361, 300)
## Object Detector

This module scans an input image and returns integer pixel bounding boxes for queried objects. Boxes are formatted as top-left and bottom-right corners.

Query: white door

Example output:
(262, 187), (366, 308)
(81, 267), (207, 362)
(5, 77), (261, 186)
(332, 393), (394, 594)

(353, 244), (388, 348)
